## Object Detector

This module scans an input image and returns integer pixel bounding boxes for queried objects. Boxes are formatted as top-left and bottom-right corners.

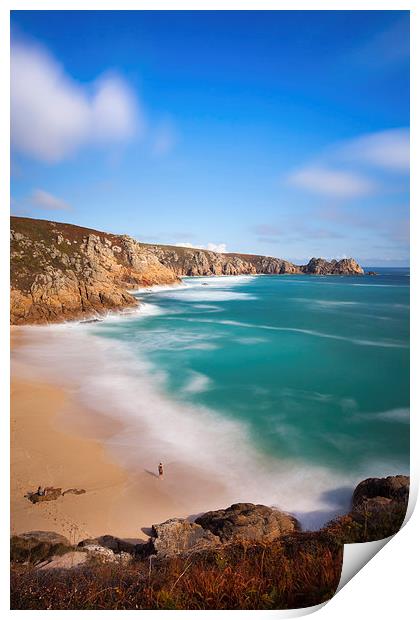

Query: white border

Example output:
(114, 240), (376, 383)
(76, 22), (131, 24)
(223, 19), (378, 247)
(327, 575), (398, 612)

(2, 2), (417, 618)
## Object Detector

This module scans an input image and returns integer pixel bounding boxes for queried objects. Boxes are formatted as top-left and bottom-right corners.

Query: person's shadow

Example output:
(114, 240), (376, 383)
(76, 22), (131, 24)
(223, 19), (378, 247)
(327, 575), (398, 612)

(144, 469), (159, 479)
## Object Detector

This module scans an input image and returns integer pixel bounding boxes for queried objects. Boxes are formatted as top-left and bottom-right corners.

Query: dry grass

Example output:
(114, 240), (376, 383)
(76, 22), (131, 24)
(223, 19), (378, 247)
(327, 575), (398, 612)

(10, 494), (408, 610)
(11, 532), (343, 610)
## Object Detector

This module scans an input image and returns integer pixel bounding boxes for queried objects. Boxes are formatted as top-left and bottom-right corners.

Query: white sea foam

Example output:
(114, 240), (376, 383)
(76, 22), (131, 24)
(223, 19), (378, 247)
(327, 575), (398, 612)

(193, 304), (223, 311)
(292, 298), (360, 307)
(369, 408), (410, 423)
(349, 283), (409, 288)
(159, 289), (257, 302)
(106, 302), (164, 320)
(183, 372), (212, 393)
(149, 275), (258, 302)
(236, 337), (267, 345)
(170, 317), (409, 349)
(121, 328), (221, 353)
(184, 275), (257, 287)
(313, 300), (359, 308)
(131, 282), (189, 294)
(14, 325), (379, 527)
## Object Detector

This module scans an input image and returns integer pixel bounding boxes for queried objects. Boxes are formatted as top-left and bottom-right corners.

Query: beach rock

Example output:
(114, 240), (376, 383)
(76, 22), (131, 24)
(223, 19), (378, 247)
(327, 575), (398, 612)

(11, 531), (72, 564)
(62, 488), (86, 496)
(37, 551), (87, 571)
(195, 503), (299, 543)
(78, 535), (138, 555)
(26, 487), (62, 503)
(352, 475), (409, 508)
(324, 475), (410, 544)
(150, 518), (220, 557)
(82, 544), (132, 564)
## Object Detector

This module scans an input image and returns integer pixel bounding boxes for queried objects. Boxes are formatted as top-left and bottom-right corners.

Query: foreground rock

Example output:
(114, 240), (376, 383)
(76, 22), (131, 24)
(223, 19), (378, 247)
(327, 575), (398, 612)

(325, 475), (409, 544)
(352, 475), (409, 507)
(81, 545), (132, 565)
(195, 503), (299, 543)
(26, 486), (86, 504)
(11, 531), (72, 564)
(149, 518), (221, 557)
(78, 534), (141, 555)
(38, 551), (88, 571)
(11, 216), (364, 324)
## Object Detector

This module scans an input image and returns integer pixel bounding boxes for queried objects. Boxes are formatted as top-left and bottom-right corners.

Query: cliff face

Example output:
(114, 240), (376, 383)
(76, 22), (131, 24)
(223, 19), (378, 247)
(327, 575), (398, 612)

(10, 217), (364, 325)
(10, 217), (179, 325)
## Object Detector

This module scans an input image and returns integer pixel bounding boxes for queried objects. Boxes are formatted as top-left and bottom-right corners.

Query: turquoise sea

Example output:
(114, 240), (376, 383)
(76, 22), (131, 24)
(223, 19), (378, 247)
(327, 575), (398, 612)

(22, 268), (409, 528)
(84, 268), (409, 524)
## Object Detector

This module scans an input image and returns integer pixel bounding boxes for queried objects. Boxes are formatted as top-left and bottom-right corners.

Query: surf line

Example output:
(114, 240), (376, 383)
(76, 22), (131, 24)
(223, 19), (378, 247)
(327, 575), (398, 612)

(165, 317), (408, 349)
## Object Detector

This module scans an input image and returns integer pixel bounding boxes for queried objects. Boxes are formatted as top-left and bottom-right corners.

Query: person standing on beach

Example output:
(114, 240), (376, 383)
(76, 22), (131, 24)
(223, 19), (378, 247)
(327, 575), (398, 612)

(158, 462), (164, 479)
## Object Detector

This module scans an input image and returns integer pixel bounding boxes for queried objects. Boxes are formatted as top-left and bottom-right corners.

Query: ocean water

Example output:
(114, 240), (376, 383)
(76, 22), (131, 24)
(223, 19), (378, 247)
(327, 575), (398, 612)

(18, 269), (409, 528)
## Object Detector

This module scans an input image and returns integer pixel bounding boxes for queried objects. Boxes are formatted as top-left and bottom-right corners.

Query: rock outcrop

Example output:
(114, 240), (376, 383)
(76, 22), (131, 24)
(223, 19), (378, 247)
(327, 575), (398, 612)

(26, 487), (63, 504)
(10, 531), (72, 564)
(149, 518), (221, 557)
(10, 216), (365, 325)
(26, 486), (86, 503)
(10, 217), (179, 325)
(195, 503), (299, 543)
(301, 257), (364, 275)
(352, 475), (409, 507)
(78, 535), (141, 555)
(324, 475), (409, 544)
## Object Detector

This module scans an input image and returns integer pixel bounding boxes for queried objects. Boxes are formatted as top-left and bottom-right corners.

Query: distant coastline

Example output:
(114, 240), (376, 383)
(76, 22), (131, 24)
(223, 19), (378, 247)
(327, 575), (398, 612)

(11, 216), (364, 325)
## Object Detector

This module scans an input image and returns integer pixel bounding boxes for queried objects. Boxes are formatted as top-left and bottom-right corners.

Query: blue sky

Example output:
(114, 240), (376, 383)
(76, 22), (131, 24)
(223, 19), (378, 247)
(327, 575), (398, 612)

(11, 10), (409, 266)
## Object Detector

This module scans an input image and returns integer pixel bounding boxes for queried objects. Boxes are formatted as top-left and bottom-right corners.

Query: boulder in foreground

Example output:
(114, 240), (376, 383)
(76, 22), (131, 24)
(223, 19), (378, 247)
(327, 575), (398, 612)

(11, 531), (72, 564)
(195, 502), (299, 543)
(352, 474), (409, 507)
(150, 518), (220, 557)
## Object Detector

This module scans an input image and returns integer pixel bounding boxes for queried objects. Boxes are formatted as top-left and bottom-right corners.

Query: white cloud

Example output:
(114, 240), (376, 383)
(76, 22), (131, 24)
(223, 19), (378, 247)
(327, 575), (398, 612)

(286, 127), (409, 199)
(11, 42), (140, 163)
(176, 242), (227, 253)
(340, 128), (409, 172)
(288, 166), (375, 198)
(206, 242), (227, 253)
(175, 242), (196, 249)
(31, 189), (71, 210)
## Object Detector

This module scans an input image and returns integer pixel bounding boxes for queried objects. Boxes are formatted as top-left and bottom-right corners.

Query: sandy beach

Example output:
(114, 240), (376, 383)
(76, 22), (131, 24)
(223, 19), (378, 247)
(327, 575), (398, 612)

(10, 328), (228, 544)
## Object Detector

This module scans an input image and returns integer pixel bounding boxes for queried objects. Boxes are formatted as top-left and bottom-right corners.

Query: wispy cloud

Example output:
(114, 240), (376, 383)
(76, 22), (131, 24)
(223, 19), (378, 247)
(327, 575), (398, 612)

(30, 189), (71, 211)
(11, 41), (141, 163)
(176, 242), (227, 253)
(288, 166), (375, 198)
(286, 127), (409, 199)
(338, 128), (409, 173)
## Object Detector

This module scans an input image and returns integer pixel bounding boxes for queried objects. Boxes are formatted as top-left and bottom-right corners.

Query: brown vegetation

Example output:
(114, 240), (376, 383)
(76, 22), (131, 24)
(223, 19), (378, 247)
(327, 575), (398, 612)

(11, 533), (343, 610)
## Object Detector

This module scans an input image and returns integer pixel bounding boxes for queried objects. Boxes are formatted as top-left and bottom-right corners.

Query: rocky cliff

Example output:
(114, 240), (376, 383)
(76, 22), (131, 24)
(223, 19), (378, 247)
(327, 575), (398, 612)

(10, 216), (364, 325)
